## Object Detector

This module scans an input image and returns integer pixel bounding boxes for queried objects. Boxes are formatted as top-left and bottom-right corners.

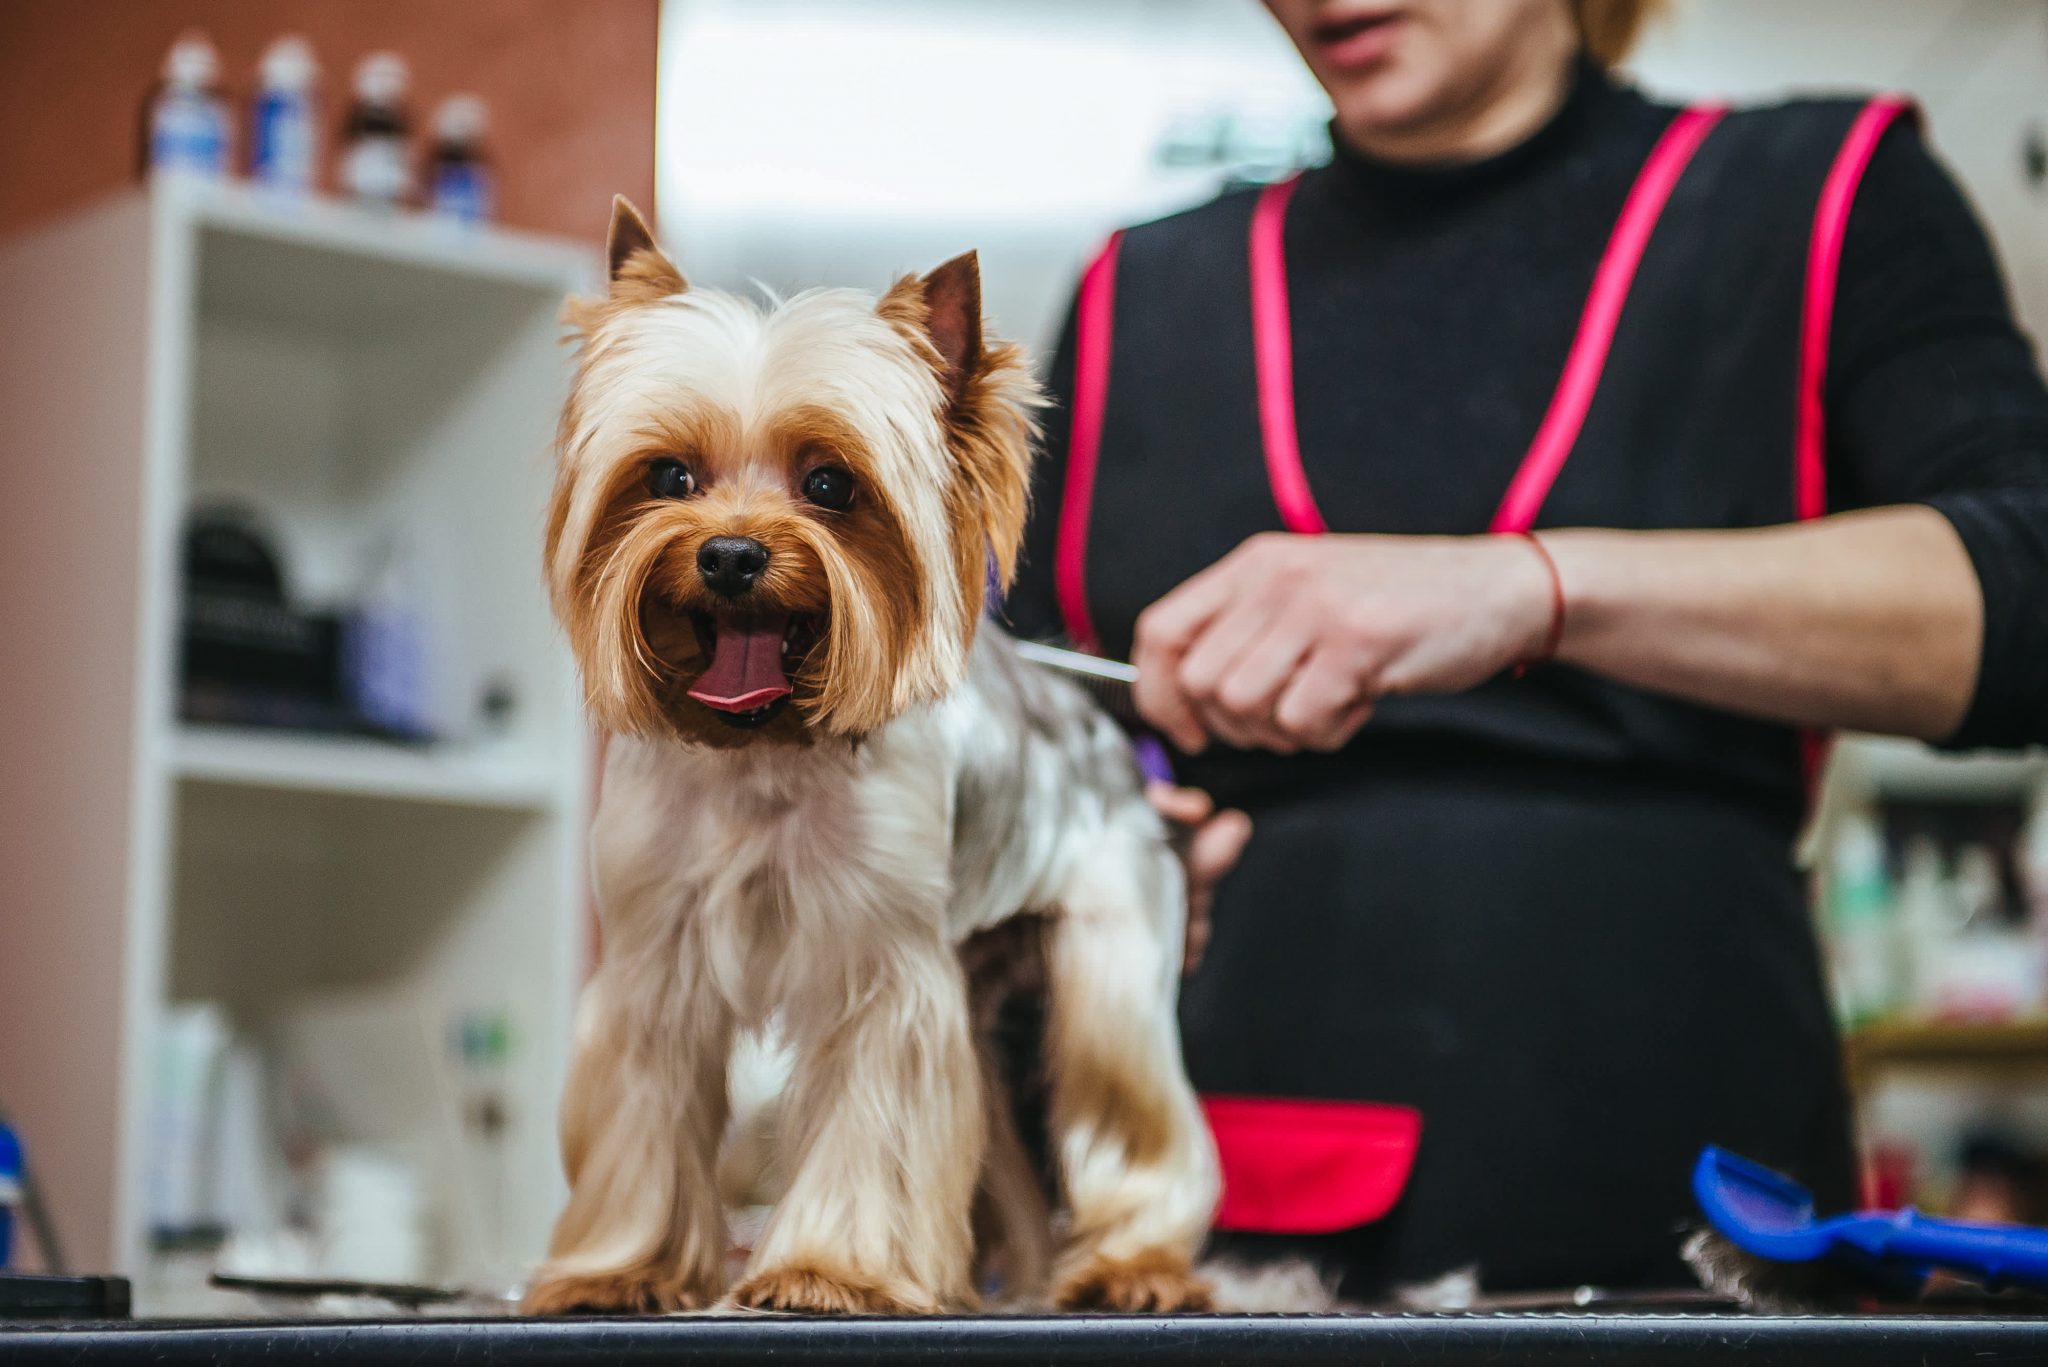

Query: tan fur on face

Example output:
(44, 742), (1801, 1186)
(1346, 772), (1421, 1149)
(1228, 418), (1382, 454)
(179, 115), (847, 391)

(547, 231), (1040, 746)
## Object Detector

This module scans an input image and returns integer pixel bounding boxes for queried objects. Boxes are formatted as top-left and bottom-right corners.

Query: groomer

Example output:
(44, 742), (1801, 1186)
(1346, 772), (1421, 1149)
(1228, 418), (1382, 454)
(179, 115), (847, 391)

(1005, 0), (2048, 1294)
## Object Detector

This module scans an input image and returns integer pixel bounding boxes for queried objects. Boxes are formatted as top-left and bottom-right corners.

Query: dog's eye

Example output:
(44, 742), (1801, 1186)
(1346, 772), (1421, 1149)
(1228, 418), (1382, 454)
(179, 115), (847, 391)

(802, 465), (855, 511)
(648, 458), (696, 500)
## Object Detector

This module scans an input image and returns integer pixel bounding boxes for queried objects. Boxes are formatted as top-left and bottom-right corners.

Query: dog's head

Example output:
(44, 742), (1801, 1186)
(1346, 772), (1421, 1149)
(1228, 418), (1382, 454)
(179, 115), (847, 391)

(546, 197), (1041, 747)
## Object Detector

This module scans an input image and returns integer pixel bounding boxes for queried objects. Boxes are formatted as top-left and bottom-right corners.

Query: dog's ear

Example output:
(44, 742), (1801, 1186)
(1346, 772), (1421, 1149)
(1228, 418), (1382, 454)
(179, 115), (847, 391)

(605, 195), (686, 302)
(879, 251), (984, 408)
(919, 251), (984, 407)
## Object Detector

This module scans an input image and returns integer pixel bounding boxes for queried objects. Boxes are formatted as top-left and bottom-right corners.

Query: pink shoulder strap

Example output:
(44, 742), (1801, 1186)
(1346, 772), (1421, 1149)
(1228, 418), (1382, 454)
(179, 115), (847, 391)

(1490, 104), (1727, 532)
(1243, 105), (1728, 540)
(1794, 94), (1915, 522)
(1248, 176), (1326, 534)
(1053, 232), (1123, 652)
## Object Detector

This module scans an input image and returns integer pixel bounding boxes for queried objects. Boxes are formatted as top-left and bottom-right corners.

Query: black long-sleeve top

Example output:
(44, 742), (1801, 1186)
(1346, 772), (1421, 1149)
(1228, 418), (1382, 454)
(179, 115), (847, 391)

(1009, 64), (2048, 751)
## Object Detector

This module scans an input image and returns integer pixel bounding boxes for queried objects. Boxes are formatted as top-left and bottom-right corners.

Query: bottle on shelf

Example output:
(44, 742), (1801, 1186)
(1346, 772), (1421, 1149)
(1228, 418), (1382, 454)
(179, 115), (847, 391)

(145, 31), (232, 181)
(1825, 812), (1897, 1027)
(2024, 781), (2048, 1008)
(1893, 837), (1961, 1018)
(425, 94), (496, 226)
(343, 531), (436, 741)
(249, 36), (320, 196)
(338, 53), (414, 209)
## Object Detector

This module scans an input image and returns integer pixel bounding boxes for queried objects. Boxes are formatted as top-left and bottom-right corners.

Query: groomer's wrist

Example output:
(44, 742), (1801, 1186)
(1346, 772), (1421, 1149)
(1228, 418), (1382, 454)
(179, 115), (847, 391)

(1531, 528), (1627, 666)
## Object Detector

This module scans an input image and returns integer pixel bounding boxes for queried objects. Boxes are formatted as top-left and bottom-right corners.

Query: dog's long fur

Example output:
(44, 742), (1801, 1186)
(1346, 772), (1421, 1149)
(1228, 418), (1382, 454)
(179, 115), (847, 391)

(522, 199), (1219, 1316)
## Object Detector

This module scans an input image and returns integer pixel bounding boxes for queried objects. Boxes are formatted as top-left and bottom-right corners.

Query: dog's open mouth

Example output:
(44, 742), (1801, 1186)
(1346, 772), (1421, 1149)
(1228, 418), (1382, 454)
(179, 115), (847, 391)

(686, 611), (822, 729)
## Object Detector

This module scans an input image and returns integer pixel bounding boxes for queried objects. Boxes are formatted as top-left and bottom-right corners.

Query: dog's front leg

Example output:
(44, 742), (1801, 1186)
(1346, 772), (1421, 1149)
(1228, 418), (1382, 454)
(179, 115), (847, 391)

(522, 954), (734, 1315)
(729, 939), (985, 1314)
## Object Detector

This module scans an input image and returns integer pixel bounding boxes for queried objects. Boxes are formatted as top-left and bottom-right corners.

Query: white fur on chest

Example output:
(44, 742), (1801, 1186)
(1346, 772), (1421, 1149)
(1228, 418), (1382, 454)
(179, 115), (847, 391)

(598, 720), (949, 1025)
(591, 631), (1167, 1028)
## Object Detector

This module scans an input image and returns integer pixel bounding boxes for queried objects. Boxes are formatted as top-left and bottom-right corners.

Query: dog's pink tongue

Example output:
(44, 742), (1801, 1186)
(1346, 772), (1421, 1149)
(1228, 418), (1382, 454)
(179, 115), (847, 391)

(688, 614), (792, 713)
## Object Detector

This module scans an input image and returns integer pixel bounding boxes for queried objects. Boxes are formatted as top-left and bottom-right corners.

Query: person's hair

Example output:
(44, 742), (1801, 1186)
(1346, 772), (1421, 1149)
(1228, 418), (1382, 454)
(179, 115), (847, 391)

(1570, 0), (1665, 67)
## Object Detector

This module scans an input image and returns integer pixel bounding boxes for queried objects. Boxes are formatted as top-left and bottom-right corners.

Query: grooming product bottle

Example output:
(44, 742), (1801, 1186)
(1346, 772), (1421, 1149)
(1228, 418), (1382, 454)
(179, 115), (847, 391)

(338, 53), (413, 208)
(0, 1122), (19, 1268)
(1892, 838), (1957, 1017)
(1824, 813), (1895, 1026)
(146, 31), (232, 180)
(2024, 782), (2048, 1003)
(425, 94), (495, 225)
(249, 36), (319, 195)
(344, 532), (434, 740)
(147, 1003), (232, 1239)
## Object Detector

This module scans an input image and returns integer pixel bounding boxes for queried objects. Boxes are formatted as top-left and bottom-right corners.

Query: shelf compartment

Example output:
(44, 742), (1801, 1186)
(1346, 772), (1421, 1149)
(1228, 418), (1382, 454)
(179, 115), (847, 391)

(171, 725), (565, 811)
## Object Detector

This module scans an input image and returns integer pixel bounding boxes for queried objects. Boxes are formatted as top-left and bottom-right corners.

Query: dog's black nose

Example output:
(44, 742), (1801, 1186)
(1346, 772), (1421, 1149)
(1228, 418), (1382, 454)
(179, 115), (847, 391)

(697, 536), (770, 598)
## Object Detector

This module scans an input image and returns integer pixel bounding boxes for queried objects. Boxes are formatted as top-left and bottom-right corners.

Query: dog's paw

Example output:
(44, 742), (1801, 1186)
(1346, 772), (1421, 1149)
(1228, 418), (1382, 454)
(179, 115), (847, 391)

(728, 1263), (933, 1315)
(521, 1268), (712, 1316)
(1053, 1251), (1213, 1313)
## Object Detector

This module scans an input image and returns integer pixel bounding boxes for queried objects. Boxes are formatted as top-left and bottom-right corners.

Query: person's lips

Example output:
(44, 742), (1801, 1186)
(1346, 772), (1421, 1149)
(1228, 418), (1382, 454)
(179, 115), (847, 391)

(1311, 7), (1406, 70)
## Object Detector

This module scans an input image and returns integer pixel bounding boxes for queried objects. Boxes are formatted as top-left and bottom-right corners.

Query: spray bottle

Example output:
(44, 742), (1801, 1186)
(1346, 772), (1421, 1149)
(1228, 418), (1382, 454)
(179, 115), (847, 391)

(250, 36), (319, 195)
(339, 53), (413, 208)
(426, 95), (495, 225)
(146, 31), (231, 180)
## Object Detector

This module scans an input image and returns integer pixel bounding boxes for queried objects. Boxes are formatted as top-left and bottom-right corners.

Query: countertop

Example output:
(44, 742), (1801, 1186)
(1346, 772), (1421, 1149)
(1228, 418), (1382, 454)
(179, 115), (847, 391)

(5, 1310), (2048, 1365)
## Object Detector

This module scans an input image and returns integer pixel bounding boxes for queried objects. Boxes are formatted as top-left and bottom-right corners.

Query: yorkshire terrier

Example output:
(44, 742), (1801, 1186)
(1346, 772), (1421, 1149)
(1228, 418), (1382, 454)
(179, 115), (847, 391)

(520, 198), (1219, 1316)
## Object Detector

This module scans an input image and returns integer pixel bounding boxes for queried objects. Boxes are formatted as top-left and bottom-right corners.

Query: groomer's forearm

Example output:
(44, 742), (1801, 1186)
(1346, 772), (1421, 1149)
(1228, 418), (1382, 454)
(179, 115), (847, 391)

(1542, 507), (1982, 742)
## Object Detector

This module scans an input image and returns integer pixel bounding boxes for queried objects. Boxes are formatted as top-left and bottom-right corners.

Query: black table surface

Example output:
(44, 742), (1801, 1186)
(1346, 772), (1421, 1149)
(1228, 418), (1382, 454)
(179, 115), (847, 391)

(4, 1311), (2048, 1365)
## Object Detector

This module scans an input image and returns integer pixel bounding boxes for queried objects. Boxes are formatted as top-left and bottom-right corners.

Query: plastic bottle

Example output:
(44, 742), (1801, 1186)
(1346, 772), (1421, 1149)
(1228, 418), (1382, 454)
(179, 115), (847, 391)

(1893, 837), (1957, 1017)
(147, 31), (232, 180)
(1825, 814), (1896, 1026)
(344, 532), (434, 740)
(338, 53), (413, 208)
(0, 1122), (20, 1269)
(426, 94), (495, 225)
(250, 36), (319, 195)
(2023, 782), (2048, 1001)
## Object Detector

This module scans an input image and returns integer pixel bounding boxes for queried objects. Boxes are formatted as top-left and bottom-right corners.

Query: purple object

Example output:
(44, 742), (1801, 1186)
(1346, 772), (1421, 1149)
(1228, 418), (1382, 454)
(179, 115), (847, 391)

(1132, 733), (1175, 785)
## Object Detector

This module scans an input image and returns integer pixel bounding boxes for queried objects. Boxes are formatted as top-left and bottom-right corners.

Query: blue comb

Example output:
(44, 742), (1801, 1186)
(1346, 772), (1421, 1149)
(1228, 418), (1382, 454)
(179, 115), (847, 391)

(1694, 1145), (2048, 1294)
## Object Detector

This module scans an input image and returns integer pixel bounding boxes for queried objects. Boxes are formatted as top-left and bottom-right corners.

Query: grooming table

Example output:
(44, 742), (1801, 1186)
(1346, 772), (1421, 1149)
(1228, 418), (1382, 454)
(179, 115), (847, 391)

(3, 1311), (2046, 1365)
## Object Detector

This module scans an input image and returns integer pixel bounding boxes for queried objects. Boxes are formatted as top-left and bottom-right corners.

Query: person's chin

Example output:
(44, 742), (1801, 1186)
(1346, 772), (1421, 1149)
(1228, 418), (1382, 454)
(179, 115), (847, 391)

(1332, 82), (1443, 152)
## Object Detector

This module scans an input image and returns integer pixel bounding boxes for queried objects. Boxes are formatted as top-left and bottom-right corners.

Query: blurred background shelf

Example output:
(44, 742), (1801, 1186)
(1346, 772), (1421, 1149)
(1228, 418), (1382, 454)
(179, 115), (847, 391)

(1847, 1020), (2048, 1086)
(1830, 736), (2048, 804)
(0, 181), (595, 1305)
(177, 178), (590, 293)
(171, 726), (562, 811)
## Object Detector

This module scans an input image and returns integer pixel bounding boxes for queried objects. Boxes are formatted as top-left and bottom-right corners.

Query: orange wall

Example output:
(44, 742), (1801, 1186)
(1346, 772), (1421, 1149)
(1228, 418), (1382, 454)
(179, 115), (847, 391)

(0, 0), (658, 244)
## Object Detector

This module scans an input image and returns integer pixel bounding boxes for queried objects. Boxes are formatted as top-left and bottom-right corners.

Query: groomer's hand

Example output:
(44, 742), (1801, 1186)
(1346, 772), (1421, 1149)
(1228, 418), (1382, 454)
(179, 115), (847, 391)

(1132, 532), (1554, 755)
(1147, 783), (1252, 974)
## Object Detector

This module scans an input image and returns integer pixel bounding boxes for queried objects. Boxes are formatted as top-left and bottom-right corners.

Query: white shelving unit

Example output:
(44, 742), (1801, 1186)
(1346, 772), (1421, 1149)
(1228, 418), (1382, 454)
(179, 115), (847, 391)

(1827, 735), (2048, 806)
(0, 180), (595, 1303)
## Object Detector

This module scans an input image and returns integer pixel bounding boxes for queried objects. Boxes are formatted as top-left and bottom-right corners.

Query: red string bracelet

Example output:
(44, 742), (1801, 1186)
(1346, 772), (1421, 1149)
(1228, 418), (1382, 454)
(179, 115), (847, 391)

(1513, 531), (1565, 677)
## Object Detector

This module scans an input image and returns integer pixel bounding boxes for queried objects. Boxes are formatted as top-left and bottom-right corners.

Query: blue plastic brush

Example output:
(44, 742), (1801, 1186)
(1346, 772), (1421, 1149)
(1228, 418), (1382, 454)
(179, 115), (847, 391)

(1691, 1145), (2048, 1302)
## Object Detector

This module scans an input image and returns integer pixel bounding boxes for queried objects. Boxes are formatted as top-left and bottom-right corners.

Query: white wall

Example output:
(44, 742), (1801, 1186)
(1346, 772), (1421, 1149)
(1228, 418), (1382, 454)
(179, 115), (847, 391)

(659, 0), (2048, 362)
(658, 0), (1327, 358)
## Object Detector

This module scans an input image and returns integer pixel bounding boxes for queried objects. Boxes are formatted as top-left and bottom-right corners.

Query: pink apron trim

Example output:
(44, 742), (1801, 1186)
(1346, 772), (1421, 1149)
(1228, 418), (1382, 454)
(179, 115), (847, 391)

(1247, 176), (1327, 534)
(1203, 1094), (1423, 1234)
(1794, 95), (1914, 792)
(1054, 232), (1124, 652)
(1241, 106), (1726, 540)
(1795, 95), (1913, 522)
(1489, 104), (1728, 533)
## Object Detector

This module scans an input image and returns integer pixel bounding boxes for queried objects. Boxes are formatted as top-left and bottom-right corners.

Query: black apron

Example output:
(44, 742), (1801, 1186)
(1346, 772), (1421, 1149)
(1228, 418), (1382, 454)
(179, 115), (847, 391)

(1049, 95), (1912, 1292)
